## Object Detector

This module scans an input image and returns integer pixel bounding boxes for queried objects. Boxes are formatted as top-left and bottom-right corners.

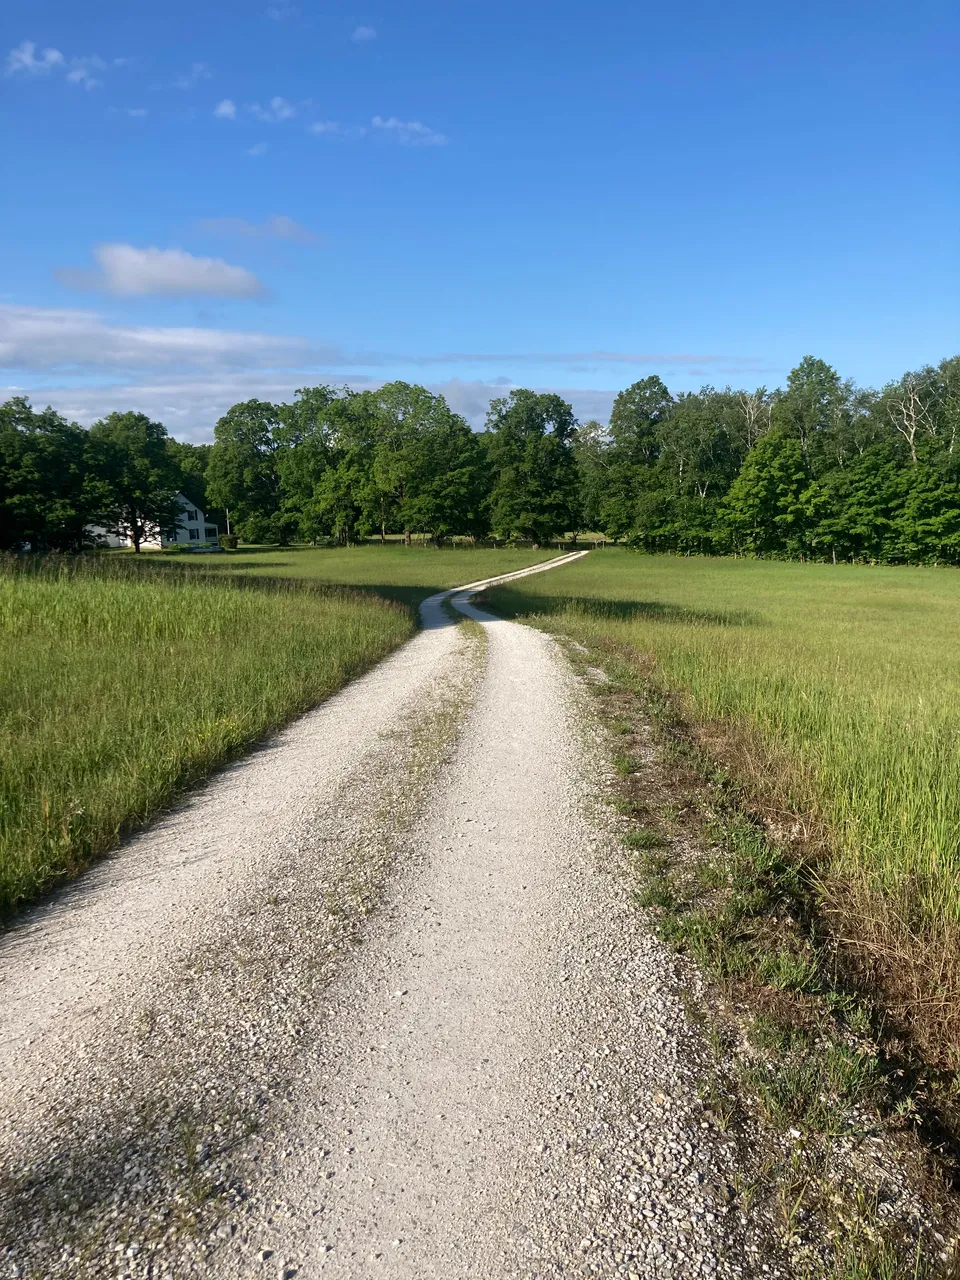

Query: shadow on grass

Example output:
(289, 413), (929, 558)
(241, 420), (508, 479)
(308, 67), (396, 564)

(491, 591), (760, 628)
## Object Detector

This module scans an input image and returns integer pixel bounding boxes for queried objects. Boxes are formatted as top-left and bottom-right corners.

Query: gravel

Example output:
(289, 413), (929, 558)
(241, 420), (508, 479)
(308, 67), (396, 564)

(0, 553), (773, 1278)
(204, 583), (767, 1278)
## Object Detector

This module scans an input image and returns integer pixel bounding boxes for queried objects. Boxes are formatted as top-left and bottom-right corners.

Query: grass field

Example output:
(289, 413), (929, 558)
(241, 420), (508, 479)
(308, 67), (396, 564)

(488, 551), (960, 1063)
(209, 544), (562, 608)
(1, 547), (551, 916)
(0, 557), (418, 915)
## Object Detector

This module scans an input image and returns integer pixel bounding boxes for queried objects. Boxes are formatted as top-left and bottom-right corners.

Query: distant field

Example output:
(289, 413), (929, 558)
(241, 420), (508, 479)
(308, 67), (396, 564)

(0, 557), (415, 915)
(211, 544), (562, 608)
(488, 551), (960, 1050)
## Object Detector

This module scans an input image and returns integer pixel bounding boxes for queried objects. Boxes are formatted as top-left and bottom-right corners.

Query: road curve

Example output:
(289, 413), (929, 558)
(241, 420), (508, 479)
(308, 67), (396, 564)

(0, 552), (749, 1280)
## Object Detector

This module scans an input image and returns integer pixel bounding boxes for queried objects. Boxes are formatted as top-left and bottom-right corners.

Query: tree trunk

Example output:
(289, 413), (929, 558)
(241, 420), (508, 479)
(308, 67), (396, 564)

(403, 530), (411, 546)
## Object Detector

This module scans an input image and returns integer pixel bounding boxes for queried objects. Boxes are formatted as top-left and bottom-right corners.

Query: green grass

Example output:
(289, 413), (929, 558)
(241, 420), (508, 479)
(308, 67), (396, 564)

(487, 550), (960, 1063)
(2, 546), (553, 916)
(0, 556), (418, 914)
(198, 543), (563, 609)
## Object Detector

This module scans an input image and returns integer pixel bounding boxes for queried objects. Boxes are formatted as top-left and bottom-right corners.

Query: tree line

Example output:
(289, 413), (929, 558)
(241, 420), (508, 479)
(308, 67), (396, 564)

(2, 351), (959, 562)
(0, 399), (215, 553)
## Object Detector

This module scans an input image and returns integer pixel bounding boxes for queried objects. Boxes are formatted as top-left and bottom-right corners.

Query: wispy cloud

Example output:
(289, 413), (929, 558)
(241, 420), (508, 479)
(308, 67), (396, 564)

(307, 116), (447, 144)
(5, 41), (64, 75)
(193, 215), (322, 245)
(121, 107), (148, 118)
(2, 304), (767, 383)
(65, 55), (106, 90)
(213, 98), (236, 119)
(407, 351), (768, 368)
(169, 62), (211, 90)
(266, 3), (299, 17)
(54, 245), (265, 300)
(248, 142), (268, 157)
(352, 25), (376, 41)
(307, 120), (366, 139)
(5, 41), (123, 90)
(0, 305), (338, 375)
(371, 115), (447, 146)
(1, 306), (776, 437)
(249, 96), (296, 122)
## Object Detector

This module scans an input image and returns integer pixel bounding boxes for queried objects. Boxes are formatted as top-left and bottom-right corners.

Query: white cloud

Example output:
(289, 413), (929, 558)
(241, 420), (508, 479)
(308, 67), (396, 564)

(1, 304), (771, 438)
(248, 142), (269, 157)
(170, 62), (211, 90)
(308, 120), (367, 139)
(2, 306), (766, 378)
(65, 55), (106, 89)
(122, 107), (148, 118)
(352, 25), (376, 41)
(266, 4), (299, 18)
(412, 350), (769, 369)
(193, 215), (321, 244)
(54, 245), (265, 299)
(249, 96), (296, 122)
(5, 41), (64, 75)
(371, 115), (447, 146)
(213, 98), (236, 119)
(6, 41), (122, 90)
(0, 305), (331, 375)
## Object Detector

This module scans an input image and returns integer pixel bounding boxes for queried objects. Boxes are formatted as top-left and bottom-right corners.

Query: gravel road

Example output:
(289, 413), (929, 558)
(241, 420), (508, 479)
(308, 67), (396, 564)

(0, 553), (762, 1280)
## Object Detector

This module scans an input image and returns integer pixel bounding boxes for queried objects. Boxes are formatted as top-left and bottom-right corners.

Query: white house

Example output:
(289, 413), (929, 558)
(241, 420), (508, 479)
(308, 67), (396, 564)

(147, 492), (221, 550)
(89, 493), (221, 550)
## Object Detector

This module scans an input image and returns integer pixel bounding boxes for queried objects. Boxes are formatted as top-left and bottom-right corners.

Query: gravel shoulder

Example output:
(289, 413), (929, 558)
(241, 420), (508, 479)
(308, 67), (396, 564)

(0, 552), (770, 1279)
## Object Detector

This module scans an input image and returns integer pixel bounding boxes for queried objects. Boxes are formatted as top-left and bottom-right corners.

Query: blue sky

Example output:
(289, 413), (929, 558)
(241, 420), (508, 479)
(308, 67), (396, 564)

(3, 0), (958, 440)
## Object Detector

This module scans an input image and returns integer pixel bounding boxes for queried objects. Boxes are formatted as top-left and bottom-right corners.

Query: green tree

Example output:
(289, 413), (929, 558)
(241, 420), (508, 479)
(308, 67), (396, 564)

(484, 390), (579, 543)
(809, 443), (906, 562)
(87, 411), (182, 552)
(0, 398), (107, 551)
(166, 439), (211, 502)
(721, 427), (819, 557)
(572, 419), (610, 534)
(772, 356), (852, 472)
(308, 392), (379, 545)
(206, 400), (285, 543)
(599, 376), (674, 539)
(275, 385), (341, 541)
(369, 383), (487, 544)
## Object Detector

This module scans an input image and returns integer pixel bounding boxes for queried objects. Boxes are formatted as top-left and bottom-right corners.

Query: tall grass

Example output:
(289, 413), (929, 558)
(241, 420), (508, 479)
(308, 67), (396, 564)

(0, 556), (414, 914)
(488, 552), (960, 1062)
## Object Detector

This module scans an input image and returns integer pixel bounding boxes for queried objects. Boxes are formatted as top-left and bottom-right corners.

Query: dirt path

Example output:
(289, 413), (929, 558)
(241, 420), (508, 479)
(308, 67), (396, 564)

(0, 554), (755, 1280)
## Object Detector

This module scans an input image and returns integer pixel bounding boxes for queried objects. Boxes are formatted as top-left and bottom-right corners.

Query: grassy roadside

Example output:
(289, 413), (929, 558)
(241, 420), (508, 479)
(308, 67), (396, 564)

(1, 547), (549, 918)
(485, 551), (960, 1272)
(486, 553), (960, 1079)
(535, 632), (960, 1277)
(1, 545), (555, 916)
(0, 619), (490, 1276)
(0, 556), (415, 916)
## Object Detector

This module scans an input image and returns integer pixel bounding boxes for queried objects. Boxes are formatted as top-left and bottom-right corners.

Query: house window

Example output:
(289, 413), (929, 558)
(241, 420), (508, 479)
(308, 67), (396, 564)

(185, 509), (198, 522)
(205, 527), (219, 539)
(189, 527), (200, 540)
